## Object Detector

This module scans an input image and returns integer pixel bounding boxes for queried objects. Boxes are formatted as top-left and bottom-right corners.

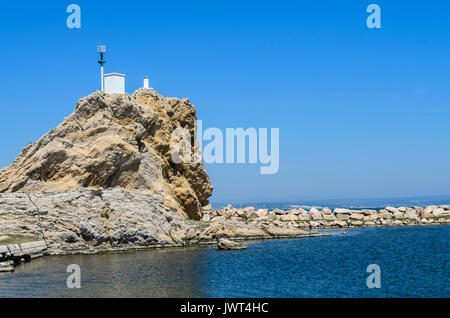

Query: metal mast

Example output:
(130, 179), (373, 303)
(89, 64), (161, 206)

(97, 45), (106, 91)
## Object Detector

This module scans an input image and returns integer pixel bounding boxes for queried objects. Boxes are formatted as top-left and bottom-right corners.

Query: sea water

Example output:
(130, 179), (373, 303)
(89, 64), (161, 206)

(0, 226), (448, 297)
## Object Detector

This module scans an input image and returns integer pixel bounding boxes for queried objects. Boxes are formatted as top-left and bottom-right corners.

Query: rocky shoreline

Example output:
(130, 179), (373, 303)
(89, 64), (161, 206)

(0, 89), (448, 272)
(1, 190), (448, 272)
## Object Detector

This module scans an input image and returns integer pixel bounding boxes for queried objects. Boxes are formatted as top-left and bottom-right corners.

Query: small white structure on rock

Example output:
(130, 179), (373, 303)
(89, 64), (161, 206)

(143, 76), (149, 89)
(104, 73), (126, 94)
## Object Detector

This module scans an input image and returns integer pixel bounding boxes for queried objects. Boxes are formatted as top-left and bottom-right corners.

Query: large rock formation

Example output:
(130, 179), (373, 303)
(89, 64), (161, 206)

(0, 89), (213, 220)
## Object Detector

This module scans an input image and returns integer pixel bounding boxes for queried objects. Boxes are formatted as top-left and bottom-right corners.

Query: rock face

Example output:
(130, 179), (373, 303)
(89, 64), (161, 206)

(0, 189), (195, 253)
(0, 89), (213, 220)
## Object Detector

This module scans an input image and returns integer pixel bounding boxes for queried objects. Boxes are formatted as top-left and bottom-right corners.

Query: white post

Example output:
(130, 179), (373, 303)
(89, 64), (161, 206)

(144, 76), (149, 89)
(101, 66), (104, 91)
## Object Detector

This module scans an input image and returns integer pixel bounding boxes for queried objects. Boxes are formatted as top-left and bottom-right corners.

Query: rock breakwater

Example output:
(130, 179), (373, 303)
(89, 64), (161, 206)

(203, 204), (450, 228)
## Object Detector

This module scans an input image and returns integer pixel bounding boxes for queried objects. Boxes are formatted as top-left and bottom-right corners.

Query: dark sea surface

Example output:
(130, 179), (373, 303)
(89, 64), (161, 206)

(0, 226), (448, 298)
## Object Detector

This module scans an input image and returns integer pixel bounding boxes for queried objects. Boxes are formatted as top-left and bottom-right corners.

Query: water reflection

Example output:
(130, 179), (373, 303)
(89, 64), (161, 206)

(1, 247), (211, 298)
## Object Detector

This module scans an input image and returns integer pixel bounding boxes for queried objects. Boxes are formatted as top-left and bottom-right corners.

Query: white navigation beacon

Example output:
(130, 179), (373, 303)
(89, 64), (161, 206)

(97, 45), (106, 54)
(144, 76), (149, 89)
(104, 73), (126, 94)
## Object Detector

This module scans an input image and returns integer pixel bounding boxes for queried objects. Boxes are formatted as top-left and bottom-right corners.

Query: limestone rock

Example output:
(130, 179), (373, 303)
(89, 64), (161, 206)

(323, 213), (336, 221)
(0, 189), (196, 252)
(385, 207), (399, 213)
(255, 209), (268, 218)
(217, 238), (246, 250)
(333, 208), (352, 214)
(404, 208), (419, 220)
(393, 212), (405, 219)
(432, 208), (445, 217)
(272, 208), (285, 215)
(0, 261), (14, 272)
(297, 213), (311, 221)
(309, 208), (323, 220)
(280, 214), (298, 221)
(332, 220), (347, 227)
(350, 213), (364, 220)
(321, 207), (332, 214)
(0, 89), (213, 220)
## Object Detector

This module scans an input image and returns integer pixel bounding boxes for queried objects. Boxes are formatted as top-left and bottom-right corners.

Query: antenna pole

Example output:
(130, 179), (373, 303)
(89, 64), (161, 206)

(97, 48), (106, 92)
(101, 55), (104, 91)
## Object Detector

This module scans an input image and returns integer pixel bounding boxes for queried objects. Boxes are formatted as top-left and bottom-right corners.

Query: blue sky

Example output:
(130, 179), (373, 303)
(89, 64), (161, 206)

(0, 1), (449, 203)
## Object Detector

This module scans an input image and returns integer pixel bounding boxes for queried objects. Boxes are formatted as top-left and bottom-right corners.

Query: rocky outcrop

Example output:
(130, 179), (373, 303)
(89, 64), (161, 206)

(0, 89), (213, 220)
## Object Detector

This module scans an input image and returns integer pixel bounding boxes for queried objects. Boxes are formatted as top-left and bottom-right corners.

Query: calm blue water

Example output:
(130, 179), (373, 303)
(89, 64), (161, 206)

(0, 226), (448, 297)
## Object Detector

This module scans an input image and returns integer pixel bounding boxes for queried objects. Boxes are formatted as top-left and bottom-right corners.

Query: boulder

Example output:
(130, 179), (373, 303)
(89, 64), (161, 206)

(246, 211), (259, 220)
(280, 214), (298, 221)
(350, 213), (364, 220)
(201, 214), (211, 222)
(432, 208), (445, 217)
(379, 211), (393, 219)
(336, 214), (350, 220)
(333, 208), (352, 214)
(404, 208), (418, 220)
(363, 214), (378, 221)
(420, 210), (434, 218)
(385, 207), (399, 214)
(309, 208), (323, 220)
(331, 220), (347, 228)
(255, 209), (268, 218)
(216, 209), (226, 217)
(202, 204), (214, 215)
(323, 213), (336, 221)
(211, 216), (226, 223)
(361, 209), (377, 215)
(217, 238), (246, 250)
(272, 208), (286, 215)
(321, 208), (332, 214)
(423, 206), (436, 214)
(393, 212), (405, 219)
(236, 209), (247, 218)
(0, 235), (10, 243)
(0, 261), (14, 272)
(297, 213), (311, 221)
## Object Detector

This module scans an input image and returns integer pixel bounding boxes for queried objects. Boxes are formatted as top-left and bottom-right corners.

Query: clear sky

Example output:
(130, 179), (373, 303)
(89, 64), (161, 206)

(1, 1), (449, 203)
